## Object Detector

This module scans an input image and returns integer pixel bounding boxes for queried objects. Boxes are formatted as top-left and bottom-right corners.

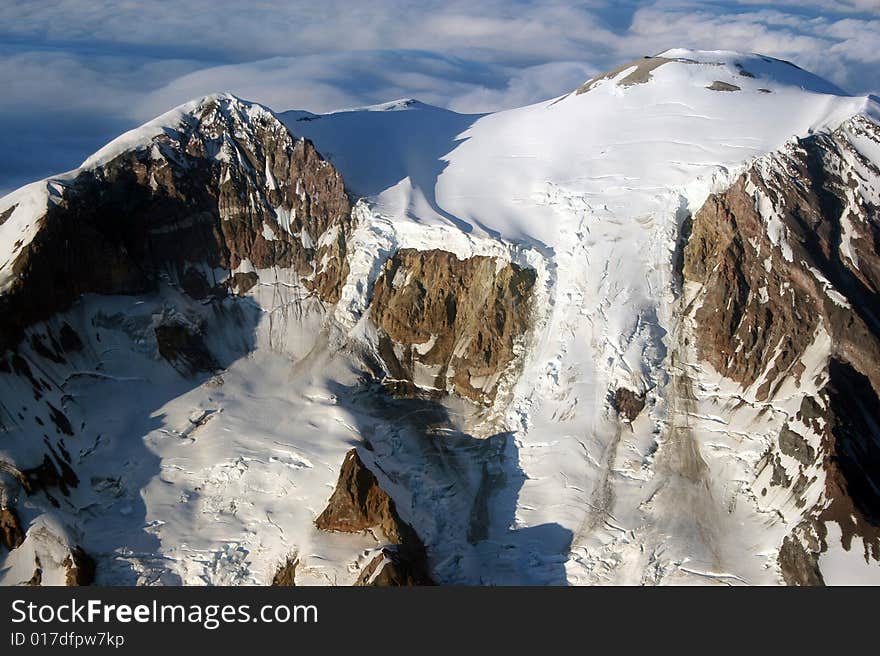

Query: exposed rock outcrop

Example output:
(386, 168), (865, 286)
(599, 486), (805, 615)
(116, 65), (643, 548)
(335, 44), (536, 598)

(684, 116), (880, 400)
(354, 546), (433, 587)
(316, 449), (414, 544)
(22, 453), (79, 501)
(816, 359), (880, 560)
(707, 81), (741, 92)
(576, 56), (691, 94)
(27, 557), (42, 586)
(3, 56), (880, 588)
(270, 556), (298, 586)
(684, 115), (880, 573)
(155, 319), (218, 376)
(612, 388), (645, 422)
(778, 425), (815, 467)
(316, 449), (432, 585)
(63, 546), (96, 586)
(778, 533), (824, 586)
(0, 505), (24, 550)
(370, 249), (536, 403)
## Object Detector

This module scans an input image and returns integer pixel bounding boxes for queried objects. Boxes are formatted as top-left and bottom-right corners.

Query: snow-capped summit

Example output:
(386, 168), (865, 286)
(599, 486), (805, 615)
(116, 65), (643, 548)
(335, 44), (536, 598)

(283, 48), (872, 249)
(1, 51), (879, 587)
(575, 49), (849, 97)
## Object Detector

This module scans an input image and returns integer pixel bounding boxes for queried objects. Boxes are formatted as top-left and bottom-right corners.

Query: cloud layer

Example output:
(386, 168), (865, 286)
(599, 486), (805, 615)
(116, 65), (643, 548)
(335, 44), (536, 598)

(2, 1), (879, 194)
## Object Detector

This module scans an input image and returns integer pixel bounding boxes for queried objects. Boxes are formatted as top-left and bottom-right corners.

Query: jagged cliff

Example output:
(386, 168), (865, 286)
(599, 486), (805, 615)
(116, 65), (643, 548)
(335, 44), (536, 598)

(0, 95), (361, 584)
(371, 248), (536, 403)
(682, 115), (880, 582)
(0, 93), (538, 586)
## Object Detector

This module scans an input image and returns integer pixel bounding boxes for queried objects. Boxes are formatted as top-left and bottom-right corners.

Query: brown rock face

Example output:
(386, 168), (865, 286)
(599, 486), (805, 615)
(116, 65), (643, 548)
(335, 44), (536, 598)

(778, 425), (815, 467)
(370, 249), (536, 403)
(27, 557), (42, 586)
(316, 449), (433, 585)
(316, 449), (413, 544)
(683, 180), (819, 400)
(613, 388), (645, 422)
(63, 546), (96, 586)
(354, 547), (433, 587)
(27, 571), (42, 586)
(576, 56), (685, 94)
(684, 116), (880, 400)
(684, 115), (880, 571)
(228, 271), (259, 295)
(270, 556), (298, 586)
(778, 534), (824, 586)
(706, 81), (741, 92)
(0, 95), (352, 354)
(0, 505), (24, 550)
(816, 359), (880, 560)
(0, 204), (15, 226)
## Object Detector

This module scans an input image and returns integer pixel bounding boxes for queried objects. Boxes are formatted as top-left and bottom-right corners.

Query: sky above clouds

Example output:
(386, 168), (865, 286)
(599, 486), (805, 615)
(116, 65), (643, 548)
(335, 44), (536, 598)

(2, 0), (879, 194)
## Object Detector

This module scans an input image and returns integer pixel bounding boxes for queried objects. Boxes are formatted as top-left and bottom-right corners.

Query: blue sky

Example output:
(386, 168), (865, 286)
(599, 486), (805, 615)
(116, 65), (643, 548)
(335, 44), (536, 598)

(2, 0), (879, 195)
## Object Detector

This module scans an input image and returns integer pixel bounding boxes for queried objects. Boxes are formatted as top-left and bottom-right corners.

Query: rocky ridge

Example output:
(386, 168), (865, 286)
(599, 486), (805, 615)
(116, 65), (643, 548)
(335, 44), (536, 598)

(682, 114), (880, 581)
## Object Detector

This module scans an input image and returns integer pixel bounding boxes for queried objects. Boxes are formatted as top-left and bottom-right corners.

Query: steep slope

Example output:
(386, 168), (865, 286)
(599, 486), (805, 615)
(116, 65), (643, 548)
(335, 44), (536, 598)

(1, 50), (879, 586)
(284, 49), (880, 585)
(682, 115), (880, 584)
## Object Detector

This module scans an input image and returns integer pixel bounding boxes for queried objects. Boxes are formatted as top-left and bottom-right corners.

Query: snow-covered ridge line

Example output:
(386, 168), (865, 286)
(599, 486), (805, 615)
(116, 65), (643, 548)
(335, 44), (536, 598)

(80, 93), (276, 172)
(0, 92), (271, 210)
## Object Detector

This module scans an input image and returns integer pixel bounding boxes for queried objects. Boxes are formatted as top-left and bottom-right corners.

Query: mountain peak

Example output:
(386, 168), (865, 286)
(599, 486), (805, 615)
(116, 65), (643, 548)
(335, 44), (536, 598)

(574, 49), (848, 97)
(80, 92), (277, 171)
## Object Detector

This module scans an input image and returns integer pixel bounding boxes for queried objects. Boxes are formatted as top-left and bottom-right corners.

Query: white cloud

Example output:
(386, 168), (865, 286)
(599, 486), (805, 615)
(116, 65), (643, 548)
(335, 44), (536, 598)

(1, 1), (879, 192)
(134, 52), (499, 119)
(447, 62), (597, 113)
(135, 54), (597, 119)
(0, 1), (620, 64)
(625, 2), (880, 94)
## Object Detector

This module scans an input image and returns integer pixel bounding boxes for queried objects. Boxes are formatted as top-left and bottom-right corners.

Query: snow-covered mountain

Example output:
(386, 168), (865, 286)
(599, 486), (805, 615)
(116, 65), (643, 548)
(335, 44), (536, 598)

(1, 49), (878, 586)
